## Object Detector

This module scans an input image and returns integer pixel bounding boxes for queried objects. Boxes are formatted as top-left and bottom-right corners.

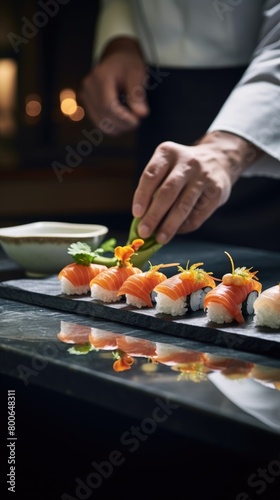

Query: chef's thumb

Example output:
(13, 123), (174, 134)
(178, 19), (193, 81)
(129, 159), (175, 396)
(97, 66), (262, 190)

(127, 86), (150, 118)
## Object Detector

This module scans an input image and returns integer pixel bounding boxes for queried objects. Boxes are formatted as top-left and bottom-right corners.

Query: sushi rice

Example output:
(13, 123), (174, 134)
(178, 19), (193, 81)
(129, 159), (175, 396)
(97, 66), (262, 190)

(254, 308), (280, 329)
(126, 294), (147, 308)
(60, 278), (90, 296)
(90, 285), (121, 303)
(206, 303), (237, 324)
(253, 284), (280, 329)
(155, 293), (187, 316)
(156, 288), (211, 317)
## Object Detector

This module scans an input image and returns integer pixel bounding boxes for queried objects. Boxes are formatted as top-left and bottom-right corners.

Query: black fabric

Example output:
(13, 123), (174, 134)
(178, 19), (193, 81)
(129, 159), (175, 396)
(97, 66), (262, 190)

(135, 66), (280, 251)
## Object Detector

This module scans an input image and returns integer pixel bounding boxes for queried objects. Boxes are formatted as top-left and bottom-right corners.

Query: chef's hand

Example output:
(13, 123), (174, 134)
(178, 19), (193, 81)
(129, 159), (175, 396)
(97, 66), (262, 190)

(132, 131), (262, 244)
(79, 37), (150, 135)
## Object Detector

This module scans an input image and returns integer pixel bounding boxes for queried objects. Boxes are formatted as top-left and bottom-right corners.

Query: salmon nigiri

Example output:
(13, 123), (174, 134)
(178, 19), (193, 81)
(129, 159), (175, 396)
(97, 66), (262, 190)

(154, 261), (217, 316)
(204, 252), (262, 324)
(58, 262), (108, 295)
(253, 283), (280, 329)
(117, 262), (179, 308)
(58, 240), (117, 295)
(90, 239), (144, 303)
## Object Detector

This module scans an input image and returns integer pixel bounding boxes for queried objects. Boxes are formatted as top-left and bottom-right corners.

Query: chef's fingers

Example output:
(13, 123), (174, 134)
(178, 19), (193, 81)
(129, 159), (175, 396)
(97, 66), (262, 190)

(141, 179), (224, 244)
(105, 67), (150, 133)
(80, 78), (141, 135)
(137, 175), (204, 244)
(177, 184), (224, 234)
(133, 140), (230, 244)
(125, 79), (150, 118)
(134, 144), (204, 241)
(132, 141), (180, 219)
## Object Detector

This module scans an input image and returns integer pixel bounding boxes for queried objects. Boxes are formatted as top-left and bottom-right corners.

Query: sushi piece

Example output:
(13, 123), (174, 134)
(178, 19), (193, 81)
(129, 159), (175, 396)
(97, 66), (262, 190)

(117, 262), (179, 308)
(58, 262), (108, 295)
(204, 252), (262, 324)
(90, 239), (144, 303)
(253, 283), (280, 329)
(58, 239), (117, 295)
(153, 261), (217, 316)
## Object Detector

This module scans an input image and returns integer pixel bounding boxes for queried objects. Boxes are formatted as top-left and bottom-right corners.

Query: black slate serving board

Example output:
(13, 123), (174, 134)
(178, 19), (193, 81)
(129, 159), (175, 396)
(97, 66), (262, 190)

(1, 275), (280, 359)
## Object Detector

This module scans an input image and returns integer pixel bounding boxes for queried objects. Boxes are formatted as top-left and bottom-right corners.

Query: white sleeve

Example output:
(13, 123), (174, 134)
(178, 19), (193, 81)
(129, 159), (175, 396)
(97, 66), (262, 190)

(93, 0), (138, 62)
(208, 0), (280, 178)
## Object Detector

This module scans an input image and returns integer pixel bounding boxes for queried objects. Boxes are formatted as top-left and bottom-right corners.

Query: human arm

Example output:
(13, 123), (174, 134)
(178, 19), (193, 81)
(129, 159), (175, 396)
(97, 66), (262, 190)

(79, 1), (149, 135)
(132, 0), (280, 243)
(132, 132), (262, 244)
(208, 0), (280, 176)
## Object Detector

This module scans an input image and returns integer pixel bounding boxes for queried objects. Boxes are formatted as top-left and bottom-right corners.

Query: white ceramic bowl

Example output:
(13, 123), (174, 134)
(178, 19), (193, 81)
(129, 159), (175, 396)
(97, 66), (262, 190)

(0, 221), (109, 277)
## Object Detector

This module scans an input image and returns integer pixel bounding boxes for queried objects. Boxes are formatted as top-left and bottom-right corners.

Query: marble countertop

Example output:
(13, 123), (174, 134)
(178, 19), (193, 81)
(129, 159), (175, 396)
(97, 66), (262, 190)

(1, 238), (280, 462)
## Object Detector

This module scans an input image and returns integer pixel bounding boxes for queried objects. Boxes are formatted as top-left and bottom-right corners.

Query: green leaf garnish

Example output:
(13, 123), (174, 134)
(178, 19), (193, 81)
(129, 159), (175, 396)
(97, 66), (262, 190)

(66, 217), (165, 271)
(67, 238), (117, 266)
(99, 238), (117, 253)
(67, 343), (93, 355)
(112, 349), (125, 360)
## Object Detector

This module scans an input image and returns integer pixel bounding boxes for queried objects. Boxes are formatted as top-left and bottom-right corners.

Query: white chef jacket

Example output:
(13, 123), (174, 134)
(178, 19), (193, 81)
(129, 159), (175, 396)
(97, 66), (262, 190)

(93, 0), (280, 178)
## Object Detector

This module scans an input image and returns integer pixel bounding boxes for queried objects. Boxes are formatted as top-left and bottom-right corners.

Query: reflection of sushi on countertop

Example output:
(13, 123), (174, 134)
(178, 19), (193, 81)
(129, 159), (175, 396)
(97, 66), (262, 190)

(204, 252), (262, 324)
(154, 342), (204, 365)
(202, 353), (254, 379)
(117, 262), (179, 308)
(253, 283), (280, 329)
(154, 343), (208, 380)
(57, 321), (91, 344)
(153, 261), (217, 316)
(116, 335), (157, 358)
(90, 239), (144, 303)
(89, 328), (121, 350)
(250, 363), (280, 390)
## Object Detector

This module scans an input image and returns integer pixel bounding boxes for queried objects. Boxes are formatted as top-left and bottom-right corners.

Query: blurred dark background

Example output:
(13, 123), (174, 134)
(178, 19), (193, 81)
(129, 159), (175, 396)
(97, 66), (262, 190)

(0, 1), (279, 251)
(0, 0), (135, 230)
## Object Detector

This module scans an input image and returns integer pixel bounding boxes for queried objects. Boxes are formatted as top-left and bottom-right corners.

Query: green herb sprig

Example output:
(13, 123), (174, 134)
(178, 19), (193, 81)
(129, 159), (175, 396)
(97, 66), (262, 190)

(67, 217), (164, 270)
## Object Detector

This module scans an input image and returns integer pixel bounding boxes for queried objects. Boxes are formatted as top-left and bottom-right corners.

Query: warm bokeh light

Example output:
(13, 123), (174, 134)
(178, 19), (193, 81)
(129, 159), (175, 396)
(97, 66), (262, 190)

(0, 58), (17, 136)
(60, 97), (77, 116)
(58, 88), (85, 121)
(59, 87), (76, 102)
(68, 105), (85, 121)
(0, 59), (17, 111)
(25, 94), (42, 117)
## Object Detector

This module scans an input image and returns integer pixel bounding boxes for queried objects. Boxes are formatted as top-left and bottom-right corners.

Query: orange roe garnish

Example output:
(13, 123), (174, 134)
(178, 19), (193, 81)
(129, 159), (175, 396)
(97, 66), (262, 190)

(222, 251), (260, 288)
